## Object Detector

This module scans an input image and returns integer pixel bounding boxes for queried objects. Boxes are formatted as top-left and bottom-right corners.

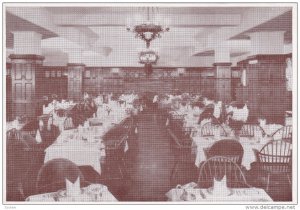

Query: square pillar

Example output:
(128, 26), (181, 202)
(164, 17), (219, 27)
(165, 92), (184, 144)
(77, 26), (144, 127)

(9, 54), (45, 119)
(67, 63), (85, 101)
(13, 31), (42, 55)
(237, 54), (290, 123)
(214, 62), (232, 103)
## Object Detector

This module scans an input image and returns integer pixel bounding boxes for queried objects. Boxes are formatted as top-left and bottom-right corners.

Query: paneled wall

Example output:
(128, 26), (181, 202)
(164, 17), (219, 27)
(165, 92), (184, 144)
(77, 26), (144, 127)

(6, 64), (12, 121)
(38, 66), (68, 100)
(236, 54), (291, 123)
(83, 67), (216, 98)
(6, 60), (292, 123)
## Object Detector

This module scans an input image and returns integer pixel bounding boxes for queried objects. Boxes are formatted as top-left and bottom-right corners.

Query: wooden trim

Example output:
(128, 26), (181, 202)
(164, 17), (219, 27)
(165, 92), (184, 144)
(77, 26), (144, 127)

(237, 53), (292, 66)
(67, 63), (86, 67)
(9, 54), (45, 61)
(213, 62), (232, 67)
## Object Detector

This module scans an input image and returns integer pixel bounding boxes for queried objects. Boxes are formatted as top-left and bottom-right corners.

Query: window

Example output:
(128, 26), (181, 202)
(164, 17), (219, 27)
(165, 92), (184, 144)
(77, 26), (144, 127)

(85, 70), (91, 78)
(51, 71), (56, 77)
(45, 71), (50, 78)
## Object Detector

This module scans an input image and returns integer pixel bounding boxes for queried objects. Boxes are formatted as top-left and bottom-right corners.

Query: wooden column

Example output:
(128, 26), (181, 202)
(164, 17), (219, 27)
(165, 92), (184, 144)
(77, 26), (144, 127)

(67, 63), (85, 101)
(9, 54), (44, 119)
(214, 62), (232, 103)
(236, 54), (289, 123)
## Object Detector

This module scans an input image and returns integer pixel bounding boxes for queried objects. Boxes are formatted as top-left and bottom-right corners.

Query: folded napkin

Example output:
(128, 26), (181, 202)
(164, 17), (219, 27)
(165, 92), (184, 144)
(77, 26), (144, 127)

(211, 175), (231, 196)
(66, 177), (81, 197)
(35, 130), (42, 143)
(84, 121), (89, 128)
(39, 119), (44, 131)
(259, 118), (267, 127)
(165, 118), (169, 126)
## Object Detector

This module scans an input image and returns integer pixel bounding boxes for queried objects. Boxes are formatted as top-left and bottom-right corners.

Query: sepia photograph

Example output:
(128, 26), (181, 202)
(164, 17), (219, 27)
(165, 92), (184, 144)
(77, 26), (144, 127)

(2, 1), (297, 206)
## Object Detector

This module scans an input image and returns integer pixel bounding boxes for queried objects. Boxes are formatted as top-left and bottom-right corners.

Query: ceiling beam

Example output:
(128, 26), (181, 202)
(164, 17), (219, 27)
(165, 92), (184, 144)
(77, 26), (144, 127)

(6, 7), (99, 50)
(52, 13), (241, 27)
(192, 7), (292, 55)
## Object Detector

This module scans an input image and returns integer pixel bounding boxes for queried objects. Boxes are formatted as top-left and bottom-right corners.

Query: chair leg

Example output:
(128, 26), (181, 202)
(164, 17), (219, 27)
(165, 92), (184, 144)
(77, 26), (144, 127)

(287, 174), (292, 187)
(266, 173), (271, 192)
(121, 159), (130, 180)
(170, 162), (179, 181)
(17, 182), (25, 201)
(118, 164), (124, 179)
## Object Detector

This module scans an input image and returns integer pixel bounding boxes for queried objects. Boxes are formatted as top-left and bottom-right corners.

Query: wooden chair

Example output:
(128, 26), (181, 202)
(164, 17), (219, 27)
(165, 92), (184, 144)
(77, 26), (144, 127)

(6, 133), (31, 200)
(20, 130), (37, 138)
(198, 156), (251, 189)
(36, 158), (88, 194)
(240, 124), (266, 138)
(253, 140), (292, 192)
(21, 119), (38, 132)
(120, 117), (134, 136)
(88, 118), (103, 127)
(169, 114), (185, 130)
(203, 139), (244, 166)
(6, 128), (21, 142)
(102, 135), (129, 180)
(63, 117), (75, 130)
(271, 125), (292, 142)
(200, 122), (227, 137)
(168, 128), (196, 181)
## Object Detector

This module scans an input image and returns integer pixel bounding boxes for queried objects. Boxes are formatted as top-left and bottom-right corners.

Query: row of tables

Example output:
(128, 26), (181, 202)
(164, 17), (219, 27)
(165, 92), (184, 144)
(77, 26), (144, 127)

(6, 93), (288, 202)
(7, 95), (139, 202)
(160, 94), (292, 202)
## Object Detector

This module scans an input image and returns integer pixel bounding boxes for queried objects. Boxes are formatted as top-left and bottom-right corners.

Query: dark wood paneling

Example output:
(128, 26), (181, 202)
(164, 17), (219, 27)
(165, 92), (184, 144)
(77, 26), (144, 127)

(67, 65), (84, 101)
(82, 67), (217, 98)
(236, 54), (291, 123)
(38, 67), (68, 100)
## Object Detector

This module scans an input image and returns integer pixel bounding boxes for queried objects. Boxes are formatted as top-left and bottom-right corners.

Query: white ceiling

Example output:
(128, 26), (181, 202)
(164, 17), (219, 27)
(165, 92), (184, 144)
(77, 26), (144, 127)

(5, 5), (293, 67)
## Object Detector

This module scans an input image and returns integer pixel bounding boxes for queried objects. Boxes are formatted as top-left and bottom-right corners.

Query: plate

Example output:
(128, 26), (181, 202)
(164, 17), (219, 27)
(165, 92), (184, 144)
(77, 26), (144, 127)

(180, 192), (197, 201)
(207, 187), (233, 196)
(57, 190), (67, 197)
(243, 189), (260, 196)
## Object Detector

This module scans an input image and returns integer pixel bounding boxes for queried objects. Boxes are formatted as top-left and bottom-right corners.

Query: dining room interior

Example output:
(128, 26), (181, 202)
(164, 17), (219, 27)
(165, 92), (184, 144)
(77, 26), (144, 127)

(4, 3), (296, 203)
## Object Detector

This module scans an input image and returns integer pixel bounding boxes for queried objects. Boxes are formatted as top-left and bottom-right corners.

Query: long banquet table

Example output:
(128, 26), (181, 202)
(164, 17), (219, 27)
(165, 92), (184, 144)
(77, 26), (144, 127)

(44, 116), (129, 175)
(166, 185), (273, 202)
(192, 135), (272, 170)
(26, 184), (118, 202)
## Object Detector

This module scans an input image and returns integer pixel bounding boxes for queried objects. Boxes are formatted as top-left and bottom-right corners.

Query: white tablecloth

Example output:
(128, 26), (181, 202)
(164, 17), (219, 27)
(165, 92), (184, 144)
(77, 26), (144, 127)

(6, 120), (25, 132)
(166, 187), (272, 202)
(26, 184), (118, 202)
(43, 102), (75, 115)
(44, 124), (129, 175)
(45, 126), (106, 174)
(52, 116), (66, 132)
(261, 124), (283, 136)
(193, 136), (270, 170)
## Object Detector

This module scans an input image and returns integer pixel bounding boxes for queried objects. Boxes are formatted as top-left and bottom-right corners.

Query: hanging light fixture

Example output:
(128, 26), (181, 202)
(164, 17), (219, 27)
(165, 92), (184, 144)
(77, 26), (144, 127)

(139, 49), (159, 65)
(126, 7), (169, 48)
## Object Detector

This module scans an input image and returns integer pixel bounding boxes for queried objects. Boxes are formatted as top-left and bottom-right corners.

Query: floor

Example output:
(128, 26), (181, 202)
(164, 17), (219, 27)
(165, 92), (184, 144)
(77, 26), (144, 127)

(122, 112), (197, 201)
(6, 110), (292, 202)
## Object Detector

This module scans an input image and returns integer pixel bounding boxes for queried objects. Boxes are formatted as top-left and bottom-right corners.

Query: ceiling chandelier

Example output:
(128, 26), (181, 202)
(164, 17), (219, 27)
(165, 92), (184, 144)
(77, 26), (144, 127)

(139, 49), (159, 65)
(126, 7), (170, 48)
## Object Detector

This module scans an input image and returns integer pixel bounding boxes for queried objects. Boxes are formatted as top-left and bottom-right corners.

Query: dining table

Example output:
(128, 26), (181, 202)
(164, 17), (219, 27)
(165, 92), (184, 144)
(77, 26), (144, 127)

(261, 124), (283, 137)
(43, 101), (76, 115)
(26, 184), (118, 202)
(192, 135), (272, 170)
(6, 120), (26, 132)
(44, 115), (130, 175)
(166, 183), (273, 202)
